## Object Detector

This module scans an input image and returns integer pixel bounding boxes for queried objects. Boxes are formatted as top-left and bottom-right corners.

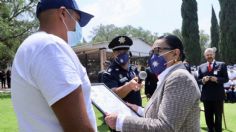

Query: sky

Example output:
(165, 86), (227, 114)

(78, 0), (220, 41)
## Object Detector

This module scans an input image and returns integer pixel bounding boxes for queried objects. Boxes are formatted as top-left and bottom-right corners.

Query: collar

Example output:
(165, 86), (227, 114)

(207, 60), (215, 65)
(157, 62), (181, 85)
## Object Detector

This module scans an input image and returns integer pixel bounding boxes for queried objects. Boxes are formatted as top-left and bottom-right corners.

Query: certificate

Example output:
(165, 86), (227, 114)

(91, 83), (140, 117)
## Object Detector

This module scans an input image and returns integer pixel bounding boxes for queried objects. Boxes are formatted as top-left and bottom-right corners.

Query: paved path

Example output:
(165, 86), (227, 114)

(0, 88), (11, 93)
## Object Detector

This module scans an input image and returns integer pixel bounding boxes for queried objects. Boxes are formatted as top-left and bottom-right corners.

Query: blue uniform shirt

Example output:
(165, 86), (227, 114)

(102, 61), (142, 106)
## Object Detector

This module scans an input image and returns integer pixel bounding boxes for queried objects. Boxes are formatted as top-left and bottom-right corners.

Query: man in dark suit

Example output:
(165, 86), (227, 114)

(198, 48), (229, 132)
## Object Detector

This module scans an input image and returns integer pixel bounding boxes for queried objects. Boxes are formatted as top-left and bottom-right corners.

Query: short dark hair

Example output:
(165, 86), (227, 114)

(158, 35), (185, 61)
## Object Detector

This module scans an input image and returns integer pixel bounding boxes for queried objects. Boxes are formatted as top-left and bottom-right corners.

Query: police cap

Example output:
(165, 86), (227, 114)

(108, 36), (133, 50)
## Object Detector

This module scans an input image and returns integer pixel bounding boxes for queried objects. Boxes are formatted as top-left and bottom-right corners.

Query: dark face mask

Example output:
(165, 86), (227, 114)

(148, 53), (167, 76)
(115, 52), (129, 65)
(148, 50), (174, 76)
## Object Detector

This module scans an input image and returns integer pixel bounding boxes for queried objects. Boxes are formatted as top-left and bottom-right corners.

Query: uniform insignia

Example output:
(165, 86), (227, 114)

(152, 61), (159, 67)
(131, 65), (136, 70)
(120, 59), (124, 63)
(118, 37), (126, 44)
(119, 74), (123, 79)
(119, 77), (128, 83)
(108, 68), (112, 72)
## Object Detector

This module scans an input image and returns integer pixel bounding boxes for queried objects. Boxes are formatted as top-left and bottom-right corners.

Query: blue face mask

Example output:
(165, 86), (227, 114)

(115, 52), (129, 65)
(63, 10), (82, 47)
(148, 54), (167, 76)
(148, 50), (175, 76)
(67, 22), (82, 47)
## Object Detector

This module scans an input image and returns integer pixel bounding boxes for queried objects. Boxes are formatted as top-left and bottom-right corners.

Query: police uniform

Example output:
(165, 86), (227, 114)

(102, 36), (142, 106)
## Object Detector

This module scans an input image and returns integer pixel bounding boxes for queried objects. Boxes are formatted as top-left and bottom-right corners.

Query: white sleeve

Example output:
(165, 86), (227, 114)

(31, 43), (81, 106)
(116, 114), (126, 131)
(137, 107), (144, 117)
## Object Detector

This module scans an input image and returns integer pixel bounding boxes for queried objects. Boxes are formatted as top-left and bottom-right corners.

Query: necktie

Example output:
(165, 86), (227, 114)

(208, 62), (212, 72)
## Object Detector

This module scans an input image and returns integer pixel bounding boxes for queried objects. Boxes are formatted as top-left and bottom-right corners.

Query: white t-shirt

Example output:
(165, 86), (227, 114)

(11, 32), (97, 132)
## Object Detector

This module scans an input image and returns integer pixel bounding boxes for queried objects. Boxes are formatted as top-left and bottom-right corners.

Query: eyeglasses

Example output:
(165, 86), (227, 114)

(152, 47), (173, 54)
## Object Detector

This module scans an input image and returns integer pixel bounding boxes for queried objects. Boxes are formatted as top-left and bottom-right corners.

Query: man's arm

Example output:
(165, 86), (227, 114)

(51, 86), (94, 132)
(215, 63), (229, 84)
(103, 72), (140, 99)
(112, 78), (140, 98)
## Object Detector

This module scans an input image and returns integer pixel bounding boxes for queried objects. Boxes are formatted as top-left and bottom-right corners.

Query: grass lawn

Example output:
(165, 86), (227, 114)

(1, 93), (236, 132)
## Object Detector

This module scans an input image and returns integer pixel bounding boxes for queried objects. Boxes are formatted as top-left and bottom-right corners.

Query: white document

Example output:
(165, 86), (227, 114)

(91, 83), (140, 117)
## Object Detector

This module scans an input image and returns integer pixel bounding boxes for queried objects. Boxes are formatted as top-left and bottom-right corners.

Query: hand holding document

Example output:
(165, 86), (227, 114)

(90, 83), (140, 117)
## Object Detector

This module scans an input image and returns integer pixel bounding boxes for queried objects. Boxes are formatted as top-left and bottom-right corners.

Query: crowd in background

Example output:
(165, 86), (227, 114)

(0, 69), (11, 89)
(98, 59), (236, 103)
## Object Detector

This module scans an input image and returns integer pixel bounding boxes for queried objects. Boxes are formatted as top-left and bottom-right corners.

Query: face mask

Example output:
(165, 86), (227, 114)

(67, 23), (82, 47)
(148, 54), (167, 76)
(148, 50), (174, 76)
(62, 10), (82, 47)
(115, 52), (129, 65)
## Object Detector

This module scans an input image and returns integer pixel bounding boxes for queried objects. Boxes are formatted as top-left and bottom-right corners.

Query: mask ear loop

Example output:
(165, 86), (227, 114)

(65, 9), (78, 22)
(62, 18), (69, 31)
(164, 59), (175, 66)
(60, 9), (71, 31)
(63, 9), (78, 31)
(160, 49), (177, 66)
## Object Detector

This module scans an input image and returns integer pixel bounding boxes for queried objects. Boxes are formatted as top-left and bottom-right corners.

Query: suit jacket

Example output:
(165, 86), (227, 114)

(197, 61), (229, 101)
(122, 63), (201, 132)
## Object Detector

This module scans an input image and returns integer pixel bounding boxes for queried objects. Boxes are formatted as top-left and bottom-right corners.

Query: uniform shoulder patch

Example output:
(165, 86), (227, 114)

(107, 68), (112, 73)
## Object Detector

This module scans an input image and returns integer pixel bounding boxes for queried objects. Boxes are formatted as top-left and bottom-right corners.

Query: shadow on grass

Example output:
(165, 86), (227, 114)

(201, 127), (234, 132)
(97, 116), (109, 132)
(97, 115), (110, 131)
(0, 93), (11, 99)
(201, 127), (208, 131)
(98, 124), (109, 132)
(223, 129), (234, 132)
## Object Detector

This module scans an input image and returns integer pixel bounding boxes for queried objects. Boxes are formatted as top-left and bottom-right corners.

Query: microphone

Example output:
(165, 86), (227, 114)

(138, 71), (147, 84)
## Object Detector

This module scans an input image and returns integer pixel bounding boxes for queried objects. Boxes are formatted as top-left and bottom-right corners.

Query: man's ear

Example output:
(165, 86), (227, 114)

(58, 7), (67, 20)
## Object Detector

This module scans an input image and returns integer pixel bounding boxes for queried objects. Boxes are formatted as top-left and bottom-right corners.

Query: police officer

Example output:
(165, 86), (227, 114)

(102, 36), (142, 106)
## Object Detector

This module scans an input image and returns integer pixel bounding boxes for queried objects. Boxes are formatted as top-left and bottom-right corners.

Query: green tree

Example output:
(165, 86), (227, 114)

(90, 24), (119, 43)
(181, 0), (201, 65)
(172, 29), (183, 42)
(172, 29), (209, 63)
(0, 0), (38, 69)
(199, 30), (210, 62)
(90, 24), (158, 44)
(210, 6), (220, 59)
(218, 0), (236, 64)
(0, 43), (13, 69)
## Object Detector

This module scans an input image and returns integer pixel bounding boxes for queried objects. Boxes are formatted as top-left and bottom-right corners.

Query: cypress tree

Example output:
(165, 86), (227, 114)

(219, 0), (236, 64)
(181, 0), (201, 65)
(210, 6), (220, 59)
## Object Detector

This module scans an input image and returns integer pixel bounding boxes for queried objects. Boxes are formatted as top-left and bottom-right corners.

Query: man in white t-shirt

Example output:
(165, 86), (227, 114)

(11, 0), (97, 131)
